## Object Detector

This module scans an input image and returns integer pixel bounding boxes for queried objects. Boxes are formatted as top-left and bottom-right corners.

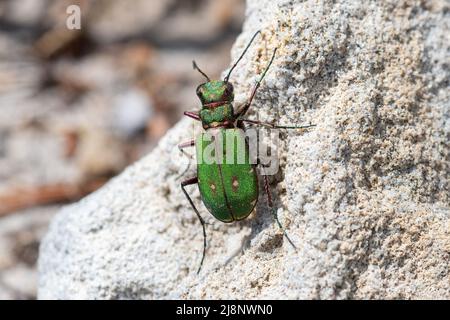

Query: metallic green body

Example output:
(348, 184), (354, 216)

(197, 80), (234, 104)
(181, 32), (295, 273)
(196, 128), (258, 222)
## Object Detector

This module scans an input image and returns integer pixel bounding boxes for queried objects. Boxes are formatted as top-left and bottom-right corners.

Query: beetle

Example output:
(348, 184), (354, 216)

(179, 30), (314, 273)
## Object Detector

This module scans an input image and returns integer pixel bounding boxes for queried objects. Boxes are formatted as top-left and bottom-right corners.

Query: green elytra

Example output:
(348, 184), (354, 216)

(179, 30), (315, 273)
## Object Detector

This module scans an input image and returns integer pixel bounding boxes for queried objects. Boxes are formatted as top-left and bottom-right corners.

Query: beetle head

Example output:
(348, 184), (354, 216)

(196, 80), (234, 105)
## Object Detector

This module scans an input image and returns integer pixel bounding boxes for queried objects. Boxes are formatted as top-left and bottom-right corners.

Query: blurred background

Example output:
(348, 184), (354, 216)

(0, 0), (245, 299)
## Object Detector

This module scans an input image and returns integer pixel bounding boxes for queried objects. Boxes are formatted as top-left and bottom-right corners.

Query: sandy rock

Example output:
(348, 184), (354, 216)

(38, 0), (449, 299)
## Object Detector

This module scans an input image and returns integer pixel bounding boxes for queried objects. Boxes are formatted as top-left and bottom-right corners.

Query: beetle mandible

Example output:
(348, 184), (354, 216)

(179, 30), (314, 273)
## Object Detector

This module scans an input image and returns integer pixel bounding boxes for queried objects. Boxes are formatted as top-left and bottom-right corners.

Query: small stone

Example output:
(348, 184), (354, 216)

(38, 0), (450, 299)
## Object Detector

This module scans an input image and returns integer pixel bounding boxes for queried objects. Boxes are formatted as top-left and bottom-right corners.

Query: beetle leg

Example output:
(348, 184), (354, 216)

(177, 140), (195, 179)
(240, 119), (316, 130)
(184, 111), (201, 121)
(181, 177), (207, 274)
(235, 48), (277, 118)
(262, 171), (297, 250)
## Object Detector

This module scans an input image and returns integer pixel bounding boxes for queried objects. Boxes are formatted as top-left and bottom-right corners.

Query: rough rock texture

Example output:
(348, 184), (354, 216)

(38, 0), (449, 299)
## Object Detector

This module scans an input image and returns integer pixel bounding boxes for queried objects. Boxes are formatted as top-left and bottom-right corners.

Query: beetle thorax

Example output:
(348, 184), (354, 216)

(196, 80), (236, 129)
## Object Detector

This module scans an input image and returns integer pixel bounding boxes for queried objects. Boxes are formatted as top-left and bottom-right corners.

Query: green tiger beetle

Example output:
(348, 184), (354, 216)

(179, 30), (314, 273)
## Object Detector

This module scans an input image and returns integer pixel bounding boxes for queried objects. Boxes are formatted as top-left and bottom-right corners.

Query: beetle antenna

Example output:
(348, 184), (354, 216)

(224, 30), (261, 83)
(192, 60), (211, 82)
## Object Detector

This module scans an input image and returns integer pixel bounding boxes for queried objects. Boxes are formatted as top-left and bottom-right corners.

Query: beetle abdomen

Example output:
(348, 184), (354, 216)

(196, 128), (258, 222)
(200, 104), (234, 128)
